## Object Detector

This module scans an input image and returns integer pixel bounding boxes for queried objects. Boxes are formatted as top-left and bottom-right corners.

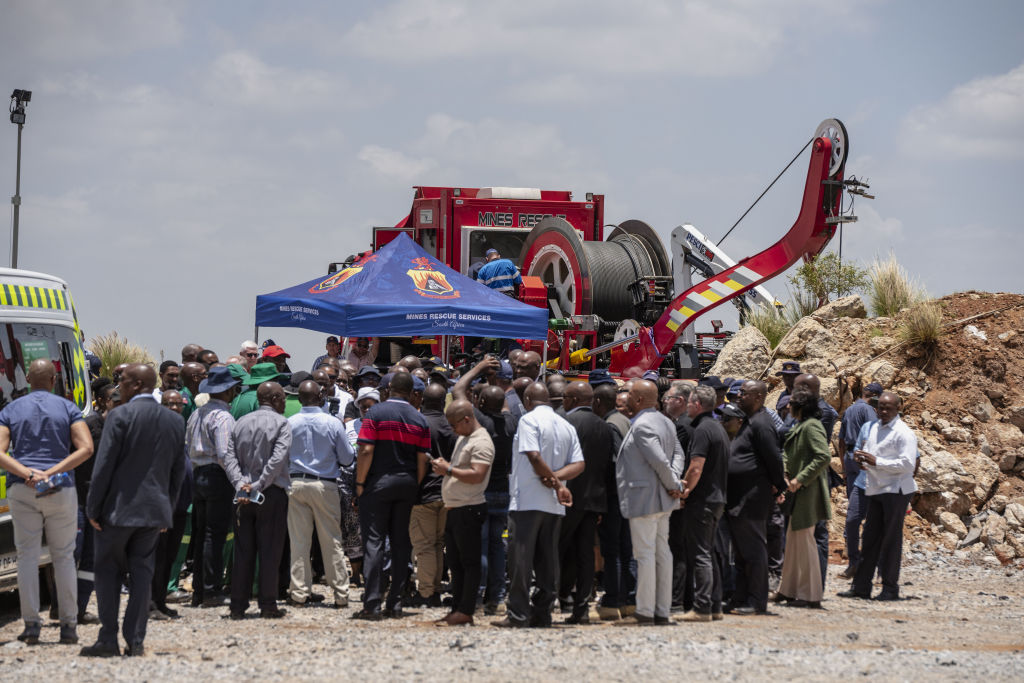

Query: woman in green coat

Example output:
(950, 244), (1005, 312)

(777, 388), (832, 607)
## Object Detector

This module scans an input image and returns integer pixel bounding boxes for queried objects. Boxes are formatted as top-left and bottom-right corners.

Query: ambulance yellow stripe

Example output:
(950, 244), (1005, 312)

(28, 287), (38, 308)
(700, 290), (722, 303)
(0, 286), (7, 306)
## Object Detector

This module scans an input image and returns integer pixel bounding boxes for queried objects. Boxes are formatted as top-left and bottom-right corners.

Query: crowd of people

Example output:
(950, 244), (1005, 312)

(0, 335), (920, 656)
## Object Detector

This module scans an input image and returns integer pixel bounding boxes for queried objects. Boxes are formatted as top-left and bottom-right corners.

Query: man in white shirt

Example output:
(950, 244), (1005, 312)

(344, 337), (379, 371)
(839, 391), (917, 601)
(494, 382), (584, 628)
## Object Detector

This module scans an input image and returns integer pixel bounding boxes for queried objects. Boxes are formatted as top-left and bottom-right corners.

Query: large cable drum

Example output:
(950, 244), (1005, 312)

(519, 217), (670, 321)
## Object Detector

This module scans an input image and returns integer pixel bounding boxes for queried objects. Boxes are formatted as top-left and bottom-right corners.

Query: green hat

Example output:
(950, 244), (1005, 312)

(226, 363), (250, 381)
(243, 362), (285, 386)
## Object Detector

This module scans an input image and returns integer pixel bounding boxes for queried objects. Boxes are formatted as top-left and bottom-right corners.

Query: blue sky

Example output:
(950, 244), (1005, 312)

(1, 1), (1022, 367)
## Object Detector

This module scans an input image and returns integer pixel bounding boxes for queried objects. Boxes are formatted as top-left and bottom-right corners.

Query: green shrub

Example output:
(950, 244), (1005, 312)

(869, 253), (924, 317)
(788, 251), (868, 308)
(89, 331), (155, 378)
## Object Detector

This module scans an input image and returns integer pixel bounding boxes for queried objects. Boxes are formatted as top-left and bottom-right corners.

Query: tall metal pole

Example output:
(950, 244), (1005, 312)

(11, 121), (22, 269)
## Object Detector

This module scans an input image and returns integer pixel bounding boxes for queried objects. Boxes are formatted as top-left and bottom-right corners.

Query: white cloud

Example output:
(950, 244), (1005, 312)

(499, 74), (598, 104)
(902, 62), (1024, 160)
(341, 0), (852, 77)
(357, 113), (609, 190)
(358, 145), (436, 181)
(0, 1), (184, 62)
(203, 51), (348, 111)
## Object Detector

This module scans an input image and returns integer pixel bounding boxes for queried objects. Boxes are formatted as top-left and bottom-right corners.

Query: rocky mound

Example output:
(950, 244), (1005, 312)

(710, 291), (1024, 569)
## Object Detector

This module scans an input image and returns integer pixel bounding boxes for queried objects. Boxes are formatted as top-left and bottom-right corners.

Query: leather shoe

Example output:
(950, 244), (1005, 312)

(839, 565), (857, 579)
(874, 592), (900, 602)
(786, 599), (822, 608)
(492, 616), (528, 628)
(149, 608), (172, 621)
(229, 611), (246, 620)
(17, 624), (40, 645)
(771, 592), (792, 604)
(564, 610), (590, 625)
(712, 611), (723, 621)
(201, 595), (227, 608)
(730, 606), (766, 616)
(382, 607), (404, 619)
(80, 642), (120, 658)
(596, 605), (620, 621)
(166, 589), (191, 604)
(124, 643), (145, 657)
(260, 607), (288, 619)
(678, 610), (712, 622)
(616, 613), (655, 626)
(59, 624), (78, 644)
(837, 589), (871, 600)
(351, 608), (383, 621)
(654, 615), (675, 626)
(77, 611), (101, 625)
(436, 611), (473, 626)
(426, 593), (443, 608)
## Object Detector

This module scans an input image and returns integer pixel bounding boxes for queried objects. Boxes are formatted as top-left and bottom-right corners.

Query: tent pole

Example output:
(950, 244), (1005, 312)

(254, 326), (259, 345)
(541, 337), (547, 381)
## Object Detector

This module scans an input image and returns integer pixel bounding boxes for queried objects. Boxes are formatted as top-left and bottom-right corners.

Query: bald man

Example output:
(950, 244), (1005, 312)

(83, 364), (185, 657)
(0, 359), (93, 647)
(286, 380), (355, 609)
(224, 382), (292, 619)
(495, 382), (584, 628)
(615, 379), (684, 625)
(431, 400), (494, 626)
(179, 362), (207, 420)
(558, 381), (615, 624)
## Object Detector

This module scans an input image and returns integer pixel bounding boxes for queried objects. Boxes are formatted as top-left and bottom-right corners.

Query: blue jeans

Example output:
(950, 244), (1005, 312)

(480, 491), (509, 605)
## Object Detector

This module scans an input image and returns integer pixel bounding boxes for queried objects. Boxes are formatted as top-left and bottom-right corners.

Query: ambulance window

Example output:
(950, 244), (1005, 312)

(0, 323), (87, 411)
(467, 230), (529, 272)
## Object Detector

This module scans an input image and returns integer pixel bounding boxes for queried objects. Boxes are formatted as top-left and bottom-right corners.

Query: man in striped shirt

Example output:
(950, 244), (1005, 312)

(352, 372), (432, 620)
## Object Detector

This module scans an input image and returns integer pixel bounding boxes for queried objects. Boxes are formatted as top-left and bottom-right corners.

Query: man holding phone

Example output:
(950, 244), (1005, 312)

(224, 381), (292, 619)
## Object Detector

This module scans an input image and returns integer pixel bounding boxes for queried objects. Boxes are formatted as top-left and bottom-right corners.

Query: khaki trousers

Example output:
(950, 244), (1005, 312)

(779, 524), (823, 602)
(409, 500), (447, 597)
(287, 480), (349, 604)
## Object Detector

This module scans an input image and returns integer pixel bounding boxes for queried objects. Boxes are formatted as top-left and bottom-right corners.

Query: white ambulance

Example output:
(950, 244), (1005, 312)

(0, 269), (91, 589)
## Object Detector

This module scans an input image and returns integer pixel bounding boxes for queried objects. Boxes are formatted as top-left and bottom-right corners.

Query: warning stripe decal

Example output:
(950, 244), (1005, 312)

(0, 285), (70, 311)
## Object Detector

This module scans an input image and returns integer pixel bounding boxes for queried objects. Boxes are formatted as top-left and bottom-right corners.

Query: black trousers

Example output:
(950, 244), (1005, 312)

(597, 493), (635, 608)
(507, 510), (562, 625)
(766, 501), (786, 576)
(853, 492), (912, 596)
(359, 473), (418, 613)
(558, 508), (598, 614)
(93, 525), (160, 647)
(231, 486), (288, 612)
(445, 503), (486, 616)
(668, 507), (693, 610)
(685, 502), (724, 615)
(152, 510), (187, 608)
(726, 515), (769, 611)
(192, 465), (234, 598)
(814, 520), (829, 590)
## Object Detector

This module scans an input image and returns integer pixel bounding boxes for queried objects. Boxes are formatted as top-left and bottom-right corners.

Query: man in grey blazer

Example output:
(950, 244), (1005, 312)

(82, 364), (186, 657)
(615, 380), (684, 625)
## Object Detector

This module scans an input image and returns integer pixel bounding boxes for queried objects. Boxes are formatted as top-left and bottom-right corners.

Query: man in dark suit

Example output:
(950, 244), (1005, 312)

(725, 380), (785, 616)
(81, 364), (186, 657)
(558, 382), (614, 624)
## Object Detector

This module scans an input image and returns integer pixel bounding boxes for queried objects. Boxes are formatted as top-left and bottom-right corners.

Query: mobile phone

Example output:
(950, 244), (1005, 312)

(234, 489), (265, 505)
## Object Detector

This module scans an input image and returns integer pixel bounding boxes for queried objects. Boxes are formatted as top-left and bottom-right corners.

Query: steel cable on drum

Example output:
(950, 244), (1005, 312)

(582, 233), (663, 321)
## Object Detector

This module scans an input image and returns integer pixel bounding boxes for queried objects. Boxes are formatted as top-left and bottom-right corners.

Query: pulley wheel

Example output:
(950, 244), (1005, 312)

(614, 318), (641, 353)
(519, 217), (591, 317)
(815, 118), (848, 178)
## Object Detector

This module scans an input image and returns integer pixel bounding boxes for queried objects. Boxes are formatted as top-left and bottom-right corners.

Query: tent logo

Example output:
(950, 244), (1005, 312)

(407, 258), (459, 299)
(309, 267), (362, 294)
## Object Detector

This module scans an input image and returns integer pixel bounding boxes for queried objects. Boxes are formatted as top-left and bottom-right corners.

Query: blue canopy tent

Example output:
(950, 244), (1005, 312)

(254, 233), (549, 340)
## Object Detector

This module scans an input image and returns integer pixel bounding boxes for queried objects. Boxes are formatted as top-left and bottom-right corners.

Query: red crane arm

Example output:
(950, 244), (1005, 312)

(610, 135), (842, 377)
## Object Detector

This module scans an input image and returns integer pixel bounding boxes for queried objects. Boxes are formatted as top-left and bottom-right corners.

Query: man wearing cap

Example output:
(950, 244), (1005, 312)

(261, 345), (292, 375)
(223, 382), (291, 620)
(774, 361), (801, 411)
(286, 380), (355, 608)
(231, 363), (283, 419)
(345, 337), (379, 371)
(475, 248), (522, 297)
(725, 380), (785, 616)
(311, 336), (343, 374)
(353, 372), (432, 620)
(837, 382), (882, 579)
(185, 366), (241, 607)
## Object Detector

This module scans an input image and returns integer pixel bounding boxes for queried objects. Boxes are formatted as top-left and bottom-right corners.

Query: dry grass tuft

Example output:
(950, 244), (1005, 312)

(89, 331), (154, 378)
(745, 304), (791, 349)
(899, 301), (943, 347)
(869, 253), (925, 317)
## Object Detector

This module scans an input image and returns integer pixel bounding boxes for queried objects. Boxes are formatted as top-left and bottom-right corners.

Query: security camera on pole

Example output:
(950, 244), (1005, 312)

(9, 88), (31, 269)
